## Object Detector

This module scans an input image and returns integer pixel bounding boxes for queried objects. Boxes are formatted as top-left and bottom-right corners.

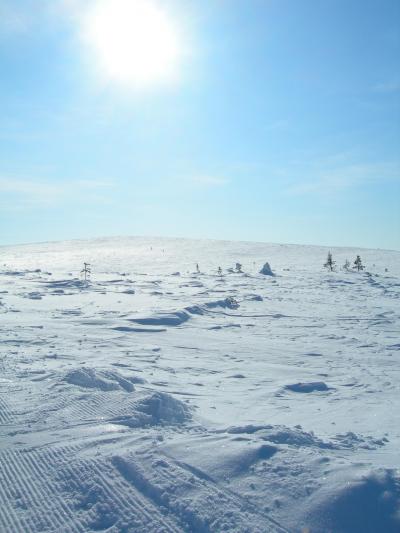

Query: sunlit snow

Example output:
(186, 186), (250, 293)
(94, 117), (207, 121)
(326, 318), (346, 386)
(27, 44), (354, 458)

(0, 236), (399, 532)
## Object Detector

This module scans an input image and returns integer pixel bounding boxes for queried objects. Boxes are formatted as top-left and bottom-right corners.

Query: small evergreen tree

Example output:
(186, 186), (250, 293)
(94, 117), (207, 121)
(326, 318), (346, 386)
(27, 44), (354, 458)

(324, 252), (336, 272)
(353, 255), (364, 271)
(80, 262), (91, 281)
(343, 259), (350, 271)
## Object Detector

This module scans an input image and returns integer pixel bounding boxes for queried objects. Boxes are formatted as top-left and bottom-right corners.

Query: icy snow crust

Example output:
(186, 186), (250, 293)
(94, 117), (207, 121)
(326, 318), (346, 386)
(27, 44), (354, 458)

(0, 236), (399, 532)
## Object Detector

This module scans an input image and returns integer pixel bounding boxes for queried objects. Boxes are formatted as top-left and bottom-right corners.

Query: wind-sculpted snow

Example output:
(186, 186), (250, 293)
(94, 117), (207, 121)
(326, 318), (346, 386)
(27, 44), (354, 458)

(112, 325), (167, 333)
(42, 278), (89, 290)
(116, 300), (241, 330)
(20, 291), (43, 300)
(283, 381), (332, 393)
(238, 425), (383, 451)
(128, 310), (191, 327)
(0, 236), (399, 532)
(204, 296), (240, 309)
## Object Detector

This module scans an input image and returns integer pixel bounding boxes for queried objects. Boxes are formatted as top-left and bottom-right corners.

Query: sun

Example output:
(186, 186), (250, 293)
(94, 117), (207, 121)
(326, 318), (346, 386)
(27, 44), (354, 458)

(81, 0), (181, 88)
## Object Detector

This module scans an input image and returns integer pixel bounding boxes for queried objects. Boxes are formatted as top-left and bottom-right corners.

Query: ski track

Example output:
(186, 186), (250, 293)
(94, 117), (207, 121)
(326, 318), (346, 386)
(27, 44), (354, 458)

(112, 452), (288, 533)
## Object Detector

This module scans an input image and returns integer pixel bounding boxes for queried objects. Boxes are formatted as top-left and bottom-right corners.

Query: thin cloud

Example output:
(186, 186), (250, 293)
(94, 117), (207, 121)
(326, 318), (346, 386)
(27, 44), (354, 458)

(285, 161), (399, 196)
(0, 1), (90, 36)
(373, 81), (400, 94)
(0, 1), (55, 35)
(0, 4), (30, 34)
(0, 177), (114, 208)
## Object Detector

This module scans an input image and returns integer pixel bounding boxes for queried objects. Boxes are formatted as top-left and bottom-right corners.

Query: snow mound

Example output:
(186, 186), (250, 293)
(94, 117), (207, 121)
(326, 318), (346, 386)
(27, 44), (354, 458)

(284, 381), (331, 393)
(137, 392), (191, 424)
(205, 297), (239, 310)
(111, 392), (191, 428)
(226, 424), (335, 449)
(128, 310), (191, 327)
(259, 262), (275, 276)
(183, 299), (240, 316)
(332, 431), (388, 450)
(218, 444), (278, 477)
(262, 427), (334, 449)
(304, 469), (400, 533)
(64, 367), (135, 392)
(225, 424), (387, 452)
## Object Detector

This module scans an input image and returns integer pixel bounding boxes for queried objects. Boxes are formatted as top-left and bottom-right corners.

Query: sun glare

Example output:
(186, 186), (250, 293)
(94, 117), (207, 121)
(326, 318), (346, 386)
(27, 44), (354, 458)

(82, 0), (181, 88)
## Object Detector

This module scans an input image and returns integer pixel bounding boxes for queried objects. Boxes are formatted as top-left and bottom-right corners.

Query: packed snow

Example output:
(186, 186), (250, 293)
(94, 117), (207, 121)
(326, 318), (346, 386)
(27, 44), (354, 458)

(0, 236), (399, 532)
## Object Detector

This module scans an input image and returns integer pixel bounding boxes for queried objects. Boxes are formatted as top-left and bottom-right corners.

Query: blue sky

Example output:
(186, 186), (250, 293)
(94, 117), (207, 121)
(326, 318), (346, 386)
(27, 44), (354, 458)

(1, 0), (399, 249)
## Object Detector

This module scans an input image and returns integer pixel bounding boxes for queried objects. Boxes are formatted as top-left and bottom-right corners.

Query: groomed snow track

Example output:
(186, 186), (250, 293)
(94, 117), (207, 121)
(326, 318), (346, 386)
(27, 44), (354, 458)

(0, 446), (288, 533)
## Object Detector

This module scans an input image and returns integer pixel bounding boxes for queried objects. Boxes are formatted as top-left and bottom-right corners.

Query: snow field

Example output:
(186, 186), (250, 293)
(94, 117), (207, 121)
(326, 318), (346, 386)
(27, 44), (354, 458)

(0, 236), (399, 532)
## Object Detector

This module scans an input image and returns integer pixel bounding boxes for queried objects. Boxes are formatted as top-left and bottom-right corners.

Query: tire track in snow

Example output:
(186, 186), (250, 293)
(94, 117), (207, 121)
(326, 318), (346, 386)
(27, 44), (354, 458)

(45, 448), (182, 532)
(0, 469), (27, 533)
(0, 396), (12, 424)
(0, 450), (46, 533)
(41, 445), (182, 532)
(107, 464), (182, 532)
(0, 445), (97, 532)
(30, 391), (137, 428)
(20, 448), (85, 533)
(0, 444), (183, 533)
(62, 392), (139, 422)
(0, 447), (86, 533)
(76, 457), (182, 532)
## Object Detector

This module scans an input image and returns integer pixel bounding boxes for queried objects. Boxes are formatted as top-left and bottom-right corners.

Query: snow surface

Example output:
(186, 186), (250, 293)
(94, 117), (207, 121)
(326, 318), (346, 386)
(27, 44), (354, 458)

(0, 236), (399, 532)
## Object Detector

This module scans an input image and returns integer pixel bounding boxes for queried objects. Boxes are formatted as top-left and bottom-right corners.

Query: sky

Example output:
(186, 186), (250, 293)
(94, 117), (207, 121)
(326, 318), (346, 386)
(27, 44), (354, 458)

(0, 0), (399, 249)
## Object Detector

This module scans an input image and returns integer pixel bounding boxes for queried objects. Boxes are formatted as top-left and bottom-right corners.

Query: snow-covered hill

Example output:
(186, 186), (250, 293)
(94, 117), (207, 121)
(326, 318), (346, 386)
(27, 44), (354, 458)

(1, 236), (399, 532)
